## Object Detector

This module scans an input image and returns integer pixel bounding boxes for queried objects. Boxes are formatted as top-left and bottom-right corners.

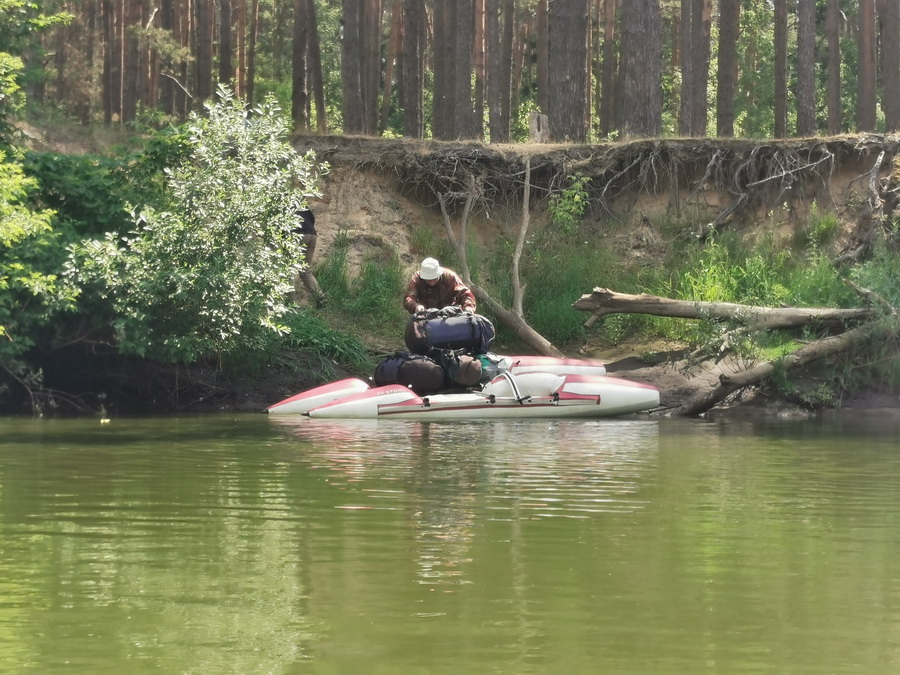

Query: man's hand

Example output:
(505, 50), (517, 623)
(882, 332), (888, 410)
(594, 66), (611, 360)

(415, 304), (425, 314)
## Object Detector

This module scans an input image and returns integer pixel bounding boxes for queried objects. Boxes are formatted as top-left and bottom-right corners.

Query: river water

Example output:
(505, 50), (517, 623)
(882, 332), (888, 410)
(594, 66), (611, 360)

(1, 412), (899, 673)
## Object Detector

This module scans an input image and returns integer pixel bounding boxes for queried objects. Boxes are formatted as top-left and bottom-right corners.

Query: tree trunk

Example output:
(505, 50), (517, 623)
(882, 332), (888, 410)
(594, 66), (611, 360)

(176, 0), (190, 117)
(236, 0), (246, 96)
(122, 0), (141, 123)
(857, 0), (877, 131)
(880, 0), (900, 132)
(219, 0), (234, 86)
(510, 4), (528, 127)
(599, 0), (617, 137)
(341, 0), (365, 133)
(620, 0), (661, 138)
(692, 0), (711, 136)
(363, 0), (383, 134)
(825, 0), (841, 134)
(246, 0), (259, 105)
(473, 0), (485, 140)
(380, 0), (402, 133)
(678, 0), (693, 136)
(715, 0), (739, 137)
(307, 0), (326, 132)
(292, 0), (308, 131)
(535, 0), (549, 115)
(774, 0), (787, 138)
(454, 0), (475, 139)
(196, 0), (214, 106)
(432, 3), (453, 138)
(486, 0), (506, 142)
(548, 0), (589, 142)
(159, 0), (176, 115)
(573, 288), (875, 330)
(400, 0), (425, 138)
(796, 0), (816, 136)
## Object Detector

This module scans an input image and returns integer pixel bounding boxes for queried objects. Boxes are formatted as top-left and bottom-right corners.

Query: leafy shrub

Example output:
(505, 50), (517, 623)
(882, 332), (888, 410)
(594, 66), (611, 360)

(68, 85), (327, 363)
(548, 174), (589, 236)
(0, 149), (74, 368)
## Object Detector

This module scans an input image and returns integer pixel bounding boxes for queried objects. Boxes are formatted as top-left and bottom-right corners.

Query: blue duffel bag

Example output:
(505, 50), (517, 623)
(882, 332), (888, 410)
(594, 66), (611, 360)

(404, 308), (495, 356)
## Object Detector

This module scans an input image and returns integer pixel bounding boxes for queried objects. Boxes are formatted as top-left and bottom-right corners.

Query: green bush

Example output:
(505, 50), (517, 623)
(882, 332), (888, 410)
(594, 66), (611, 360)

(68, 85), (327, 363)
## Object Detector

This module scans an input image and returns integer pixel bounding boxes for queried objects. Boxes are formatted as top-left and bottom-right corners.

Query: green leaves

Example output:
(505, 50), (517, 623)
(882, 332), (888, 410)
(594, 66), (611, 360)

(70, 86), (328, 364)
(0, 148), (68, 364)
(548, 174), (589, 236)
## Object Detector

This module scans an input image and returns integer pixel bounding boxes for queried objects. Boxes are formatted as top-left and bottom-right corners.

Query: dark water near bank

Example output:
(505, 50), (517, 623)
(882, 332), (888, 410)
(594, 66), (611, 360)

(1, 413), (899, 673)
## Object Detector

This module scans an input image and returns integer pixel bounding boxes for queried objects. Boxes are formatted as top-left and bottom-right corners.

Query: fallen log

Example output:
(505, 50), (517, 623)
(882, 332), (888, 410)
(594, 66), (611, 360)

(668, 324), (873, 416)
(573, 287), (875, 330)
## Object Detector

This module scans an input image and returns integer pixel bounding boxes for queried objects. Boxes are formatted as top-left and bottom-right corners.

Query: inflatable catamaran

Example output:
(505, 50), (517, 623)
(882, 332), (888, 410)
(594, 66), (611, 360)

(268, 308), (660, 420)
(267, 355), (660, 420)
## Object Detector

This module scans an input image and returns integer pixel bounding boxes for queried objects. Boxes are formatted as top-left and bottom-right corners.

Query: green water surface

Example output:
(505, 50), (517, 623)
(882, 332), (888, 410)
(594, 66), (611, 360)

(1, 414), (899, 673)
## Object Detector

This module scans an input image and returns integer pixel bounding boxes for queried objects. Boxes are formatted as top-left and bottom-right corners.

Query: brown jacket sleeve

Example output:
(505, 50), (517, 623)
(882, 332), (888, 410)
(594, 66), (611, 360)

(449, 272), (477, 312)
(403, 274), (421, 313)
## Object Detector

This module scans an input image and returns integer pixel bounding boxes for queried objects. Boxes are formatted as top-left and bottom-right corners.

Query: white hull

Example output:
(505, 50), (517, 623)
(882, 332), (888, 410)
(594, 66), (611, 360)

(268, 366), (659, 421)
(266, 355), (607, 416)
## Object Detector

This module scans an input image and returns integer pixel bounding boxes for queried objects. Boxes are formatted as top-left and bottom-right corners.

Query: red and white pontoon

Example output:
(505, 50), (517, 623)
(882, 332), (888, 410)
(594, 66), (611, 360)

(267, 355), (659, 420)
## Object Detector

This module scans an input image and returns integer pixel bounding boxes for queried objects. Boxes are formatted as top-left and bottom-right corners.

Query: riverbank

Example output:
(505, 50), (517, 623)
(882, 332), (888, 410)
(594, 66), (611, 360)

(182, 337), (900, 420)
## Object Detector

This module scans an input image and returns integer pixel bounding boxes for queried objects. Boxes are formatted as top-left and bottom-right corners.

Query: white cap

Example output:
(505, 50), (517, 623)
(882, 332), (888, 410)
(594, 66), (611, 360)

(418, 258), (443, 280)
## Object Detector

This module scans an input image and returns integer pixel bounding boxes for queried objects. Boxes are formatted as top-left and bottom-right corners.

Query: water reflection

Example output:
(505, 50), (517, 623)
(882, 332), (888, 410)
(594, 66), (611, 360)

(271, 417), (661, 588)
(4, 415), (900, 673)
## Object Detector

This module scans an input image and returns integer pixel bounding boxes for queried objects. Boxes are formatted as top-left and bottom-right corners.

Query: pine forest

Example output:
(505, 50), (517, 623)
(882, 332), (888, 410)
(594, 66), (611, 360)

(24, 0), (900, 142)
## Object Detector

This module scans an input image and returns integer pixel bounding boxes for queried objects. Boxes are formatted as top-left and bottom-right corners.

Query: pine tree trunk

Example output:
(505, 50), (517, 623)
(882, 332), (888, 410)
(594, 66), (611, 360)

(159, 0), (175, 114)
(247, 0), (259, 105)
(122, 0), (141, 122)
(473, 0), (485, 140)
(678, 0), (693, 135)
(176, 0), (190, 117)
(856, 0), (877, 131)
(825, 0), (841, 133)
(620, 0), (661, 138)
(535, 0), (549, 115)
(599, 0), (617, 137)
(196, 0), (214, 106)
(363, 0), (383, 134)
(292, 0), (308, 131)
(432, 3), (454, 139)
(381, 0), (402, 133)
(774, 0), (787, 138)
(307, 0), (326, 132)
(400, 0), (424, 138)
(454, 0), (475, 139)
(880, 0), (900, 131)
(715, 0), (739, 137)
(692, 0), (710, 136)
(547, 0), (589, 141)
(500, 0), (514, 138)
(236, 0), (246, 96)
(796, 0), (816, 136)
(341, 0), (365, 133)
(219, 0), (233, 85)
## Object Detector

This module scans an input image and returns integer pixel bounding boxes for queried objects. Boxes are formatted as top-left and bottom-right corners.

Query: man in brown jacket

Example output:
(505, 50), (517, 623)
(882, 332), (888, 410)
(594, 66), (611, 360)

(403, 258), (477, 315)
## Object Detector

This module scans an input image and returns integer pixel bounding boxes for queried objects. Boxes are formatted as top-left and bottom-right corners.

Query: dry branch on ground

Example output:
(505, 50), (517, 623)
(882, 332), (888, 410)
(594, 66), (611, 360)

(573, 287), (887, 416)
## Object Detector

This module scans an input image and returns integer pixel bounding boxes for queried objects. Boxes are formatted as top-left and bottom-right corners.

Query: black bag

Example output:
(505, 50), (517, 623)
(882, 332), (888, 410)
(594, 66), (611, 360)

(373, 351), (446, 395)
(405, 311), (495, 356)
(436, 349), (483, 387)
